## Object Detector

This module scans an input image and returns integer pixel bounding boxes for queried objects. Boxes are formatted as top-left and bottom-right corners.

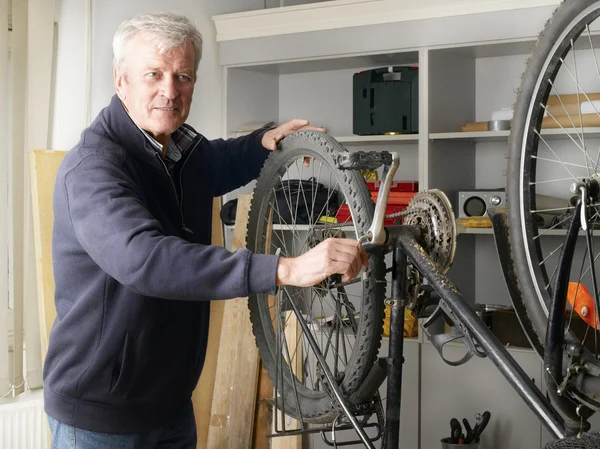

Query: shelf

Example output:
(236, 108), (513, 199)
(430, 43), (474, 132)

(336, 134), (419, 145)
(456, 224), (569, 236)
(430, 127), (600, 143)
(272, 224), (356, 232)
(456, 222), (600, 237)
(430, 130), (510, 142)
(456, 226), (494, 235)
(236, 51), (419, 75)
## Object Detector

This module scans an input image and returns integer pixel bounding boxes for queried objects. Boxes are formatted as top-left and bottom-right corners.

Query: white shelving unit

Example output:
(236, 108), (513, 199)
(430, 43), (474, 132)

(217, 8), (568, 309)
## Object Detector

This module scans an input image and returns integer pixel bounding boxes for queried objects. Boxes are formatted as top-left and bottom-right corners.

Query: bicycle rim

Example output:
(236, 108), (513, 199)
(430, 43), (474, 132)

(246, 131), (385, 423)
(508, 0), (600, 403)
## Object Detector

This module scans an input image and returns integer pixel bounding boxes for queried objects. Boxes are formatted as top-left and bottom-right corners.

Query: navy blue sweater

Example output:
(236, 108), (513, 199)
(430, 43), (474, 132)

(44, 95), (279, 433)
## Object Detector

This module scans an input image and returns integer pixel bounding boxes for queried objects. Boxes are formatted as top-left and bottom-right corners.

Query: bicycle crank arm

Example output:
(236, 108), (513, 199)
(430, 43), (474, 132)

(337, 150), (400, 245)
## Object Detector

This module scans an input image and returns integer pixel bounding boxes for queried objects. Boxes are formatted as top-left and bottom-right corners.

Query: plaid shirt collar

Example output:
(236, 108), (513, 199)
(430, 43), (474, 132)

(138, 126), (197, 166)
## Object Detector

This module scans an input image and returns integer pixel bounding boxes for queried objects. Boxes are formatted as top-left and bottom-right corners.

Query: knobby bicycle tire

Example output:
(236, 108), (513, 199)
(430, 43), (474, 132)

(508, 0), (600, 404)
(246, 130), (386, 423)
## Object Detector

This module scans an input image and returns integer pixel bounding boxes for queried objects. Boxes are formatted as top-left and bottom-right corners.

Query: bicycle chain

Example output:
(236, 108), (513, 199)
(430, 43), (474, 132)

(384, 209), (411, 220)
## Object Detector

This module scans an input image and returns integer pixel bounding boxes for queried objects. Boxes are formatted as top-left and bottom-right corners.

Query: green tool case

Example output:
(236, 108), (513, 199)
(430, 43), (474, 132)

(353, 66), (419, 135)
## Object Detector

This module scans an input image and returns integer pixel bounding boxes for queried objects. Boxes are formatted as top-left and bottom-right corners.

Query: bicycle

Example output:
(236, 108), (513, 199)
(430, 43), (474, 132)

(244, 1), (600, 447)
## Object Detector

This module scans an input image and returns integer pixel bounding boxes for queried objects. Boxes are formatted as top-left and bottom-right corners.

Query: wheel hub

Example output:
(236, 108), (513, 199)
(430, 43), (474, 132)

(307, 228), (347, 295)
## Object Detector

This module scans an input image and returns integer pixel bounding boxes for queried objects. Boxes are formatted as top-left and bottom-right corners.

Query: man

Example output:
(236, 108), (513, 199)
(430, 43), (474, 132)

(44, 11), (367, 449)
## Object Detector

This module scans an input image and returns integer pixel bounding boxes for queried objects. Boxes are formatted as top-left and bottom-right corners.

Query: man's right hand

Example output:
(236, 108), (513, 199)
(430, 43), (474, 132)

(276, 238), (368, 287)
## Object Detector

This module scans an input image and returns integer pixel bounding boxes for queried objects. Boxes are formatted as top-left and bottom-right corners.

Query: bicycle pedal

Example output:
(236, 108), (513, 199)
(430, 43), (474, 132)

(336, 151), (393, 170)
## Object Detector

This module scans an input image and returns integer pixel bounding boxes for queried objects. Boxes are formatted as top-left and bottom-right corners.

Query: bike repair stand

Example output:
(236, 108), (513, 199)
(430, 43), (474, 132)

(284, 247), (408, 449)
(285, 287), (380, 449)
(383, 247), (409, 449)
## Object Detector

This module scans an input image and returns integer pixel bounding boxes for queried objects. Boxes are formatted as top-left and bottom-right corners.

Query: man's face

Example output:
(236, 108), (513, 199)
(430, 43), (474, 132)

(114, 34), (195, 145)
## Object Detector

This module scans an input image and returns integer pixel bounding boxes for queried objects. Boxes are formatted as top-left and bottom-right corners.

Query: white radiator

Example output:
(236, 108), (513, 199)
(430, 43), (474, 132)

(0, 390), (47, 449)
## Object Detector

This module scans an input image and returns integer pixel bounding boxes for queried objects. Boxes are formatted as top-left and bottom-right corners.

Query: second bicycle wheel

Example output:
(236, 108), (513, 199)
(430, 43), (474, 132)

(246, 130), (385, 423)
(508, 0), (600, 404)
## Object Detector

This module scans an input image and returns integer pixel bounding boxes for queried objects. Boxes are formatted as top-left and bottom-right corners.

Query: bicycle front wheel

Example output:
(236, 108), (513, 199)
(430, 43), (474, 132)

(508, 0), (600, 404)
(246, 130), (385, 423)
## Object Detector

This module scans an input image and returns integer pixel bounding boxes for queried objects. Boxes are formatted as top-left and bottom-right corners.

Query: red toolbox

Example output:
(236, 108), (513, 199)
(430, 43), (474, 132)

(336, 204), (407, 226)
(366, 180), (418, 193)
(335, 180), (418, 226)
(370, 191), (416, 205)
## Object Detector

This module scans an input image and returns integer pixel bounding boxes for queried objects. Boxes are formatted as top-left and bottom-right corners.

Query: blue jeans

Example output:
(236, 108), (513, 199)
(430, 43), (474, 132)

(47, 400), (197, 449)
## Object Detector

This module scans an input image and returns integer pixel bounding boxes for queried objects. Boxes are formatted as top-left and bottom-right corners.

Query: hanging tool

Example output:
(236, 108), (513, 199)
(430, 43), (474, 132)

(463, 418), (475, 443)
(450, 418), (461, 444)
(465, 411), (491, 443)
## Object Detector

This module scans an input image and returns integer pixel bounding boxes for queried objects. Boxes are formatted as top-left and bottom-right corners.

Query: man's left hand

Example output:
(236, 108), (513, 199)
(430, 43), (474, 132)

(261, 119), (326, 151)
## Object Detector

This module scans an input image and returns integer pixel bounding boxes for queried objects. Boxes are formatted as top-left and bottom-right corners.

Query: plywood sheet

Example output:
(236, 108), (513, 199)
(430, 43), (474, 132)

(29, 149), (66, 360)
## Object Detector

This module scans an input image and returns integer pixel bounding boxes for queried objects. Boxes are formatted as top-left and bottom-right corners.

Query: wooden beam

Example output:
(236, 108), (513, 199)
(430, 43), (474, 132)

(193, 197), (226, 449)
(207, 194), (261, 449)
(272, 311), (302, 449)
(253, 207), (275, 449)
(252, 361), (274, 449)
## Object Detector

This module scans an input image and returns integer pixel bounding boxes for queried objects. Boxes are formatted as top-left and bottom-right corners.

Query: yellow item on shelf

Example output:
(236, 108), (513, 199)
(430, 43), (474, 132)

(383, 306), (418, 338)
(318, 216), (337, 224)
(457, 216), (492, 228)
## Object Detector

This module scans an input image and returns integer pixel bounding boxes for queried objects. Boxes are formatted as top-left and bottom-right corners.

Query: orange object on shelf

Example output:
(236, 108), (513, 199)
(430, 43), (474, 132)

(566, 282), (599, 329)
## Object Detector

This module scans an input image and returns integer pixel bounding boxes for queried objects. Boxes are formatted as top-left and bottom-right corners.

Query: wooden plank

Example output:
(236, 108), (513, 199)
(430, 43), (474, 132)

(29, 150), (66, 360)
(207, 194), (262, 449)
(252, 209), (275, 449)
(272, 311), (302, 449)
(193, 197), (226, 449)
(252, 361), (274, 449)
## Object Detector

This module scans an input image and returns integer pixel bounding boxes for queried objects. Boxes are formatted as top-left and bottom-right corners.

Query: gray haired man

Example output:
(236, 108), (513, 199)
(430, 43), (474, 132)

(44, 11), (366, 448)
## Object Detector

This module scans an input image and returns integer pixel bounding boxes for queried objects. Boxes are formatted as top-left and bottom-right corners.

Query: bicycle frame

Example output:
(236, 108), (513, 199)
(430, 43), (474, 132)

(383, 223), (566, 445)
(269, 148), (592, 447)
(278, 216), (568, 448)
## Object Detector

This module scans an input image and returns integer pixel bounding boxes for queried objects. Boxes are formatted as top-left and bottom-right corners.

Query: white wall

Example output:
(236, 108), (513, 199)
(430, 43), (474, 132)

(51, 0), (266, 151)
(51, 0), (87, 151)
